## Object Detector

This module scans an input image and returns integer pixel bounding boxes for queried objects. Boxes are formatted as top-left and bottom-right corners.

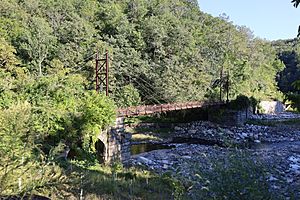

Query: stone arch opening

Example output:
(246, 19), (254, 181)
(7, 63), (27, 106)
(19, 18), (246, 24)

(95, 140), (106, 163)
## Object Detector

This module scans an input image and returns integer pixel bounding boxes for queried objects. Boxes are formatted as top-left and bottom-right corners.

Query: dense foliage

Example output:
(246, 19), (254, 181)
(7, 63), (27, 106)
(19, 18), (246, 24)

(0, 0), (283, 105)
(0, 33), (116, 196)
(0, 0), (287, 198)
(272, 39), (300, 110)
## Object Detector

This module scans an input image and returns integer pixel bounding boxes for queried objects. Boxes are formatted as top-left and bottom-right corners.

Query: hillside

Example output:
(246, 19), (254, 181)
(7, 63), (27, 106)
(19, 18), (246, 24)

(0, 0), (284, 105)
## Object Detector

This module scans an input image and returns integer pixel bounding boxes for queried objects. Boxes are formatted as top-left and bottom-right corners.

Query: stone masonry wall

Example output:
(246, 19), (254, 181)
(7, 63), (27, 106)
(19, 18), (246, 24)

(97, 117), (131, 164)
(208, 109), (248, 126)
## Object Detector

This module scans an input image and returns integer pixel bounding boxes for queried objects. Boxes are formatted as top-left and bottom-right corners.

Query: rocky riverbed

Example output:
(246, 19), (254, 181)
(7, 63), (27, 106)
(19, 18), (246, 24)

(128, 112), (300, 199)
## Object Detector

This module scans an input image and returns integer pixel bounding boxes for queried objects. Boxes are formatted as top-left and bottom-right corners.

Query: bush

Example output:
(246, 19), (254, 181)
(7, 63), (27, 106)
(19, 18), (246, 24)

(0, 102), (67, 196)
(80, 91), (116, 152)
(286, 93), (300, 111)
(228, 95), (251, 110)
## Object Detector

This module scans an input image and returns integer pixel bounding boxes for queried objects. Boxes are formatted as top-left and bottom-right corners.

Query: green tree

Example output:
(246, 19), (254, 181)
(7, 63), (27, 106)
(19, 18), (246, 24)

(20, 17), (56, 76)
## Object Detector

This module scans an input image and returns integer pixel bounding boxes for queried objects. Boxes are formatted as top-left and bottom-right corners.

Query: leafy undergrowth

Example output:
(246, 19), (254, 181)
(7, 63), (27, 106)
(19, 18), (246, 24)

(0, 158), (184, 200)
(49, 160), (185, 200)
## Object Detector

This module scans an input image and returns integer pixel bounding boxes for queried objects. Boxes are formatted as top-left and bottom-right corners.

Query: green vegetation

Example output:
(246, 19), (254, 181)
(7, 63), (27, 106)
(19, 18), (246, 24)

(272, 39), (300, 111)
(227, 95), (251, 110)
(0, 0), (284, 106)
(272, 0), (300, 112)
(129, 126), (173, 142)
(56, 161), (184, 199)
(131, 133), (161, 142)
(0, 0), (292, 198)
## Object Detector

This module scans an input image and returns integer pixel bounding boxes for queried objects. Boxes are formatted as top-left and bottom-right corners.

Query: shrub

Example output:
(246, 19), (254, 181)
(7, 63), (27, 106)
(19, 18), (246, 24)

(0, 102), (67, 196)
(80, 91), (116, 152)
(228, 95), (251, 110)
(286, 93), (300, 111)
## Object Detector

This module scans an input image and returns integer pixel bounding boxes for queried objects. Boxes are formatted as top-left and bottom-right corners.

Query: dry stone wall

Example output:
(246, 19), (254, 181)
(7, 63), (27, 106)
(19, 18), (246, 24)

(208, 109), (248, 126)
(97, 117), (131, 164)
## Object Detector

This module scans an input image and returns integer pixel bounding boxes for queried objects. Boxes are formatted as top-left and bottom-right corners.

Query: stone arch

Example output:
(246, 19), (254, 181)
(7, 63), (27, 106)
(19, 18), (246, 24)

(95, 139), (106, 163)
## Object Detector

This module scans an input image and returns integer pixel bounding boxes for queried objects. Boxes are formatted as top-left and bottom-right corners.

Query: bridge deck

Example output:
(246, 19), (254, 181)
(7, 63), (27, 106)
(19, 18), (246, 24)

(117, 101), (223, 117)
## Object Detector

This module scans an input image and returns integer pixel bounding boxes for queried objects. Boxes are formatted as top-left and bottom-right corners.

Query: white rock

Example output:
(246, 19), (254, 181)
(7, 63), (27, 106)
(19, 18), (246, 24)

(174, 127), (181, 131)
(182, 156), (192, 159)
(241, 132), (248, 138)
(161, 160), (169, 164)
(288, 156), (300, 163)
(289, 164), (300, 174)
(188, 130), (197, 134)
(268, 175), (278, 181)
(138, 156), (153, 165)
(286, 178), (294, 183)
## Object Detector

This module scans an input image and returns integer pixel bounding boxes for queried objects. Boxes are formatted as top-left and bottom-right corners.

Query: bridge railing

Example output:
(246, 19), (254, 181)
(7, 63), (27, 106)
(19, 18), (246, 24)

(117, 101), (223, 117)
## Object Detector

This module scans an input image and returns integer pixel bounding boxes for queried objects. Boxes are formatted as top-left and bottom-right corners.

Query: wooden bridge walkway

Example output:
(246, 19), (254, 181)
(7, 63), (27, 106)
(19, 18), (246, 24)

(117, 101), (224, 117)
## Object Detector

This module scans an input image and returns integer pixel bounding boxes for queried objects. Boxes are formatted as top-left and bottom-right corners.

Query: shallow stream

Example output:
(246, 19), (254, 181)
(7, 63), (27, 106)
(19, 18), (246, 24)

(131, 139), (300, 155)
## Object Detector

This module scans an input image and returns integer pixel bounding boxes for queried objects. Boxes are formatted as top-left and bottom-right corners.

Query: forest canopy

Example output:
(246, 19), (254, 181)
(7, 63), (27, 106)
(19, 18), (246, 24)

(0, 0), (284, 106)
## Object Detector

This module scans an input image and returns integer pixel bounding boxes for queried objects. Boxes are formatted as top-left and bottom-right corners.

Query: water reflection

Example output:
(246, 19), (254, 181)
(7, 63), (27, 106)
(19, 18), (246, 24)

(131, 143), (175, 155)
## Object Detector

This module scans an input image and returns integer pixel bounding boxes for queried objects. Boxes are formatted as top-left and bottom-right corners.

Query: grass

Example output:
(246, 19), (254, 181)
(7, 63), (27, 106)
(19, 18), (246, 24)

(45, 160), (185, 200)
(131, 133), (161, 142)
(128, 126), (173, 142)
(1, 155), (185, 200)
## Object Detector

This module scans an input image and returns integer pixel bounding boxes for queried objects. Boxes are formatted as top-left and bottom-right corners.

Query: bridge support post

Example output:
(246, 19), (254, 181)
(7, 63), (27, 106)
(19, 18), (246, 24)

(96, 117), (131, 165)
(95, 51), (109, 96)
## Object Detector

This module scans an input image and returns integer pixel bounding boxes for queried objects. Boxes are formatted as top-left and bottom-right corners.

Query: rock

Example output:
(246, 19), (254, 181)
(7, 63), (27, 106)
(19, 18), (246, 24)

(127, 115), (300, 199)
(289, 164), (300, 172)
(188, 130), (197, 134)
(161, 160), (170, 164)
(174, 126), (181, 131)
(137, 156), (153, 165)
(268, 175), (278, 181)
(286, 178), (294, 183)
(240, 132), (248, 139)
(182, 156), (192, 159)
(163, 164), (168, 169)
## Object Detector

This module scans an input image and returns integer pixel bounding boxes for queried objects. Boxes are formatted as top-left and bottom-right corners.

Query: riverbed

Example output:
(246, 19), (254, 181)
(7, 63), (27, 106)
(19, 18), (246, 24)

(128, 112), (300, 199)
